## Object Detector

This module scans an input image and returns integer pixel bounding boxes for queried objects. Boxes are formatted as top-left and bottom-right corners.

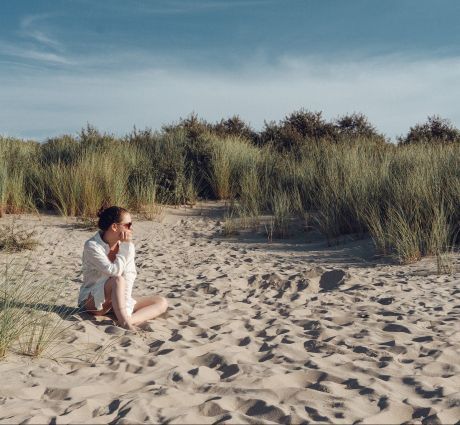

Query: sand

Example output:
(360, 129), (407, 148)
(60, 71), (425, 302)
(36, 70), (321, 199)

(0, 202), (459, 424)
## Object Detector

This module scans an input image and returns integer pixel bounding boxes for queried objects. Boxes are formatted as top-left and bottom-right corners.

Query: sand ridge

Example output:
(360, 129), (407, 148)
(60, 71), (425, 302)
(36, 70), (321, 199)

(0, 205), (459, 424)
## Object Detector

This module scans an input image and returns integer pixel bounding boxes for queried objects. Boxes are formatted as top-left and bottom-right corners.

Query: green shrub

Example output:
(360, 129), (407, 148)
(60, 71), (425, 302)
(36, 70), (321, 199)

(398, 115), (460, 145)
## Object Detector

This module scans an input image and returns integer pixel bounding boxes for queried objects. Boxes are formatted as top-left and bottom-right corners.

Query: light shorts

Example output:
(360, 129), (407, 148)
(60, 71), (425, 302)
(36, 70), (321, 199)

(78, 276), (137, 317)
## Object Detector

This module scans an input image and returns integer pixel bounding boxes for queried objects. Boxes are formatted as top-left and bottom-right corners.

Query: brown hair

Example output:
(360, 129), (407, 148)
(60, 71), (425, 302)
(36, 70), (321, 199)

(97, 206), (128, 231)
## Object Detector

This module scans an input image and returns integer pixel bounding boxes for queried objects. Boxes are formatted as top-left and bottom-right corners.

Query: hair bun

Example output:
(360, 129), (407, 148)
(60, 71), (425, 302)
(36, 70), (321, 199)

(97, 205), (128, 231)
(96, 206), (105, 218)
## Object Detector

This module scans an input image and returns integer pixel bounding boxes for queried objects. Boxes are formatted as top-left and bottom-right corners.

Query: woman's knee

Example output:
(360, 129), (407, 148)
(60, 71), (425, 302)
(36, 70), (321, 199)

(158, 296), (168, 313)
(109, 275), (126, 288)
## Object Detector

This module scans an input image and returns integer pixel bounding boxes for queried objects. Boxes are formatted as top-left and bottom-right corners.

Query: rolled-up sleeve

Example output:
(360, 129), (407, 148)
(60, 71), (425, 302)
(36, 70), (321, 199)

(84, 241), (131, 277)
(123, 244), (137, 286)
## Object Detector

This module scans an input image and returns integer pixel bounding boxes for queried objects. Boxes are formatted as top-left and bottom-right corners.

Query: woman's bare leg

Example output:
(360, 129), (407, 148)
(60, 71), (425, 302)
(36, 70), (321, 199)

(83, 294), (111, 316)
(130, 296), (168, 326)
(109, 276), (136, 330)
(84, 276), (135, 330)
(83, 278), (114, 316)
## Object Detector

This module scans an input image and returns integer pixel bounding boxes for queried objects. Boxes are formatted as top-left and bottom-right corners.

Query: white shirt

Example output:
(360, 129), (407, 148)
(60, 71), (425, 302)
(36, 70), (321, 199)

(79, 231), (137, 311)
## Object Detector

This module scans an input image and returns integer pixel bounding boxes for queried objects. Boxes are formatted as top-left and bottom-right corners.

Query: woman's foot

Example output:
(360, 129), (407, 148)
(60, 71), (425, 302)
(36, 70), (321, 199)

(119, 320), (137, 331)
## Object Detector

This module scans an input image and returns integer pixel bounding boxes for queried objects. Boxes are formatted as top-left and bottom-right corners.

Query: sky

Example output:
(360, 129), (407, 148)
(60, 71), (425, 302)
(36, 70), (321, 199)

(1, 0), (460, 141)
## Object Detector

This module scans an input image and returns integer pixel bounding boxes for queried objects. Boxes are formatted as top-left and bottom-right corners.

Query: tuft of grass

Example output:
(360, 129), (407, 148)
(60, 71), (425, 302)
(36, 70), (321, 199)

(0, 260), (79, 360)
(16, 304), (76, 358)
(74, 216), (99, 230)
(42, 149), (132, 217)
(139, 204), (165, 222)
(363, 204), (389, 255)
(0, 222), (39, 252)
(270, 190), (292, 239)
(386, 207), (423, 264)
(433, 213), (458, 274)
(130, 177), (165, 222)
(222, 213), (240, 236)
(207, 135), (261, 200)
(0, 166), (6, 218)
(264, 217), (275, 242)
(0, 258), (125, 363)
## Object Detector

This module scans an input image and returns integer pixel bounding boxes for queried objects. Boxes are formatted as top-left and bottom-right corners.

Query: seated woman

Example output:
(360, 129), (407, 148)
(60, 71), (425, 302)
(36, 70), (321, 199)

(78, 206), (168, 330)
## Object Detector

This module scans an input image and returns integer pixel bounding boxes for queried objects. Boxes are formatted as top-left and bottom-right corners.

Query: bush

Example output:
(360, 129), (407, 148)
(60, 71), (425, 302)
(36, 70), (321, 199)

(259, 110), (387, 150)
(212, 115), (258, 143)
(259, 109), (336, 150)
(334, 113), (386, 143)
(398, 115), (460, 145)
(162, 113), (212, 142)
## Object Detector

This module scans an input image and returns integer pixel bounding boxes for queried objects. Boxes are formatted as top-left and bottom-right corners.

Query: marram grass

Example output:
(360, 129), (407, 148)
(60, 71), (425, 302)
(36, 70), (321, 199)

(0, 129), (459, 266)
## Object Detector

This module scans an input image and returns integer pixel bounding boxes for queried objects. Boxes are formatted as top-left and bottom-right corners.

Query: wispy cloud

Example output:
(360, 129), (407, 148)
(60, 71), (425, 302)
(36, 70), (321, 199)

(19, 14), (63, 51)
(81, 0), (276, 15)
(146, 0), (276, 13)
(0, 13), (70, 65)
(0, 41), (72, 65)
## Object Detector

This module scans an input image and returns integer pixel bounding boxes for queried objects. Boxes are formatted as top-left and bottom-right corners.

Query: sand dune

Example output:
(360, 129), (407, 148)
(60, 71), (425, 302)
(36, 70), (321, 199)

(0, 203), (459, 424)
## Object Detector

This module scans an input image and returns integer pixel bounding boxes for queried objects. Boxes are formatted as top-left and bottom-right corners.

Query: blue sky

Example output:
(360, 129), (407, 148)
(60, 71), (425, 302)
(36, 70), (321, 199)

(1, 0), (459, 140)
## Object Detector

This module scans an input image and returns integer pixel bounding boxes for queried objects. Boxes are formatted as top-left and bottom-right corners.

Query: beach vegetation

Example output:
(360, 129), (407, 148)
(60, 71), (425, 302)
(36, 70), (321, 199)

(0, 221), (39, 253)
(0, 261), (77, 359)
(398, 115), (460, 145)
(0, 110), (458, 266)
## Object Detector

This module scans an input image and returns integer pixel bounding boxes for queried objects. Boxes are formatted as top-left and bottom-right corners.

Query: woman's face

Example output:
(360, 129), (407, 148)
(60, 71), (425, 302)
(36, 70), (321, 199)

(115, 212), (133, 237)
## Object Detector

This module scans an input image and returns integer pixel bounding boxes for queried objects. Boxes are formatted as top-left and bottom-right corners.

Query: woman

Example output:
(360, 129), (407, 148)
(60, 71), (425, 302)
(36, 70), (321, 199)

(79, 206), (168, 330)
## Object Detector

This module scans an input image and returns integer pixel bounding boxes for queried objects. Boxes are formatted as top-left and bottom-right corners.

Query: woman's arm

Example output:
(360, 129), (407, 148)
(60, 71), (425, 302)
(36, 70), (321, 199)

(85, 241), (132, 277)
(123, 244), (137, 286)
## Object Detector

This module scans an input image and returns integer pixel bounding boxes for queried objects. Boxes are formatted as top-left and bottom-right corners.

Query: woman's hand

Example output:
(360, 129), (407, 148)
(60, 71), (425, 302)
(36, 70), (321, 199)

(120, 229), (133, 242)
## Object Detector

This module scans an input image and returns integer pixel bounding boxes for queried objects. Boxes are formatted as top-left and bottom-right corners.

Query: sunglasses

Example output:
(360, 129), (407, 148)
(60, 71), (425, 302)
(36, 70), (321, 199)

(117, 222), (132, 230)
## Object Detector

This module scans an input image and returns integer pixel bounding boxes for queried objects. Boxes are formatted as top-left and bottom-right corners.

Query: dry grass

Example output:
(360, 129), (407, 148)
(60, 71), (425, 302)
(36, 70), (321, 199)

(0, 260), (75, 359)
(74, 216), (99, 230)
(0, 221), (39, 253)
(0, 260), (116, 362)
(138, 203), (166, 222)
(0, 128), (458, 265)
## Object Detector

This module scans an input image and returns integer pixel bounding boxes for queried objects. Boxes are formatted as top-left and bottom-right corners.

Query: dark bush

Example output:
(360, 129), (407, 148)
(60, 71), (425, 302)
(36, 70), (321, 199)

(259, 109), (336, 151)
(283, 110), (335, 140)
(212, 115), (258, 143)
(334, 113), (386, 142)
(398, 115), (460, 145)
(162, 113), (212, 142)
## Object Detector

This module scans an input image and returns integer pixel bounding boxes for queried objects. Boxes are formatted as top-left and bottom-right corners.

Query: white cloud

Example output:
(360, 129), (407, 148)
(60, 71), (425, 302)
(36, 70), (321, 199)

(0, 42), (72, 64)
(0, 14), (69, 66)
(1, 54), (459, 141)
(86, 0), (277, 15)
(19, 13), (63, 51)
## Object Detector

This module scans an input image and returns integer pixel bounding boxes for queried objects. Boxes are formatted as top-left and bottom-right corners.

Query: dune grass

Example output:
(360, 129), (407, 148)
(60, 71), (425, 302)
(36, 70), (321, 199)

(0, 257), (125, 363)
(0, 125), (458, 266)
(228, 140), (459, 264)
(0, 260), (78, 359)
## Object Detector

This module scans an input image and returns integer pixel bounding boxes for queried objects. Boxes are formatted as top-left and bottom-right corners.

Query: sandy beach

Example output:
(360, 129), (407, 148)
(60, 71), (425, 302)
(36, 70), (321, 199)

(0, 203), (459, 424)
